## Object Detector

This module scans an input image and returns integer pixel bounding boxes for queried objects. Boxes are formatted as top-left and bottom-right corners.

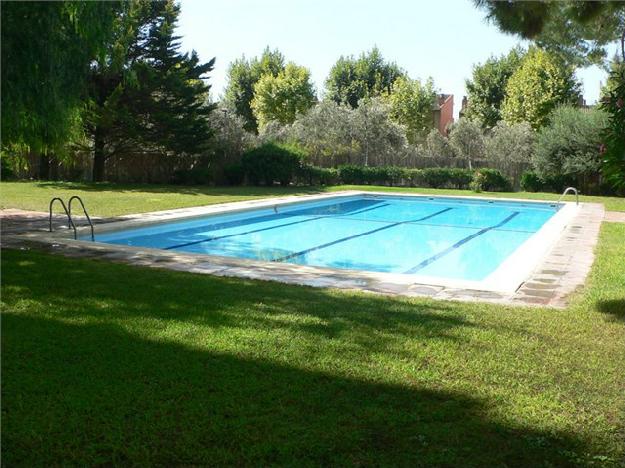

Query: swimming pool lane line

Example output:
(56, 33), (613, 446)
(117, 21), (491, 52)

(274, 207), (455, 263)
(402, 211), (521, 274)
(163, 202), (392, 251)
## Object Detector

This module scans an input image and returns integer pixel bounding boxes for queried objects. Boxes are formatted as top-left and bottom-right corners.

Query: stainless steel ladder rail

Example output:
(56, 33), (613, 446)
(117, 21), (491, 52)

(49, 197), (78, 238)
(557, 186), (579, 205)
(68, 196), (95, 241)
(49, 196), (95, 240)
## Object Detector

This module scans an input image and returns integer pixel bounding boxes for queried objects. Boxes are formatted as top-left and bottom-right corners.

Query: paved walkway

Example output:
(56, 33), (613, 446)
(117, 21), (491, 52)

(604, 211), (625, 223)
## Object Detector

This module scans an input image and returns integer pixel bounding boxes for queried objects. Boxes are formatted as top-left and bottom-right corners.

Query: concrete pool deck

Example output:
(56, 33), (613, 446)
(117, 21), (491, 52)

(1, 192), (607, 308)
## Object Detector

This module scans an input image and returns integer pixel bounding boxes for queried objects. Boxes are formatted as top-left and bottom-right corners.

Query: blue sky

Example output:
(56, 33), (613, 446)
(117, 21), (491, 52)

(177, 0), (614, 117)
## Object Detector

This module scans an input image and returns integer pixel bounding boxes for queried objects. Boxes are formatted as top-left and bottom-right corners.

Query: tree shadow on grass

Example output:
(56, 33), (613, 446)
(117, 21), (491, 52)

(596, 299), (625, 322)
(2, 249), (475, 356)
(1, 312), (590, 466)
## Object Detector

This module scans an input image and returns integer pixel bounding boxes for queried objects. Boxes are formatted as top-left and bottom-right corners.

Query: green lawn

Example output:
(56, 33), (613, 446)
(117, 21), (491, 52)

(2, 221), (624, 465)
(2, 180), (625, 216)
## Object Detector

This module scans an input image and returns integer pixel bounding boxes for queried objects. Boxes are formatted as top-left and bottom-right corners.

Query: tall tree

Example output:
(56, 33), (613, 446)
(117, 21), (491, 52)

(474, 1), (625, 67)
(464, 47), (525, 128)
(502, 47), (580, 130)
(251, 63), (316, 131)
(86, 0), (215, 181)
(223, 48), (285, 133)
(1, 1), (119, 174)
(448, 119), (485, 169)
(325, 47), (406, 108)
(387, 77), (438, 145)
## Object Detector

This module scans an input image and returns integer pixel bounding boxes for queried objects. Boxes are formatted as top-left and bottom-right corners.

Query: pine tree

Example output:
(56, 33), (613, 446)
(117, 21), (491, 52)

(86, 0), (215, 181)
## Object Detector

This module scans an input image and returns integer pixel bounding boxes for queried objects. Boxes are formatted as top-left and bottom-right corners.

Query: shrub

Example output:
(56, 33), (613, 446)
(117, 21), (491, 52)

(419, 167), (472, 189)
(171, 167), (212, 185)
(242, 142), (305, 186)
(223, 163), (245, 185)
(520, 171), (543, 192)
(533, 105), (608, 193)
(520, 170), (576, 193)
(470, 168), (512, 192)
(484, 121), (535, 164)
(297, 165), (339, 185)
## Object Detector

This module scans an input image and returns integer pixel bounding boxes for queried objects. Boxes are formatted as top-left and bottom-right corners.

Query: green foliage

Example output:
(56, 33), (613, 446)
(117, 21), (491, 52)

(325, 47), (406, 108)
(520, 171), (575, 193)
(475, 1), (625, 67)
(85, 0), (215, 181)
(520, 171), (544, 192)
(423, 129), (455, 158)
(297, 165), (340, 186)
(172, 166), (213, 185)
(223, 48), (285, 132)
(502, 47), (581, 130)
(351, 98), (407, 166)
(1, 1), (119, 154)
(533, 106), (608, 192)
(464, 47), (525, 128)
(289, 100), (354, 161)
(448, 119), (485, 164)
(223, 163), (245, 186)
(599, 64), (625, 192)
(470, 168), (512, 192)
(242, 142), (305, 186)
(387, 77), (438, 144)
(251, 63), (316, 131)
(422, 168), (474, 189)
(484, 121), (535, 164)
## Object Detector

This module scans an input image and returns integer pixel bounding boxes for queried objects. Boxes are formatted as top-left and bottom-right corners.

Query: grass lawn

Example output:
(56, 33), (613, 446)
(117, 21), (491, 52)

(2, 218), (624, 465)
(2, 180), (625, 216)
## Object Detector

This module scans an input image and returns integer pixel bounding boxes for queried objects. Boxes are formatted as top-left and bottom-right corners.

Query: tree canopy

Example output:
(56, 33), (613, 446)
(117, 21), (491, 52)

(223, 48), (285, 132)
(85, 0), (215, 181)
(387, 77), (438, 145)
(1, 1), (120, 154)
(502, 47), (580, 130)
(464, 47), (525, 128)
(474, 0), (625, 67)
(251, 63), (316, 131)
(324, 47), (405, 108)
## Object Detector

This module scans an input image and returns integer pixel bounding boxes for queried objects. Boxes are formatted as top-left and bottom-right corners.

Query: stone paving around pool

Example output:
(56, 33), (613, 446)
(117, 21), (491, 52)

(0, 193), (609, 308)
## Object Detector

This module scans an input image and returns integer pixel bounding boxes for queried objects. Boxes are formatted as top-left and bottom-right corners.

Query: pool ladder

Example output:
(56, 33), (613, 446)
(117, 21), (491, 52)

(49, 196), (95, 241)
(557, 187), (579, 205)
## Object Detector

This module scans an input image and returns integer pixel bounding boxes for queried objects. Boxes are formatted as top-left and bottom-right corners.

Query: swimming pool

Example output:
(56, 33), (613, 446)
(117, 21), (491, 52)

(92, 194), (575, 290)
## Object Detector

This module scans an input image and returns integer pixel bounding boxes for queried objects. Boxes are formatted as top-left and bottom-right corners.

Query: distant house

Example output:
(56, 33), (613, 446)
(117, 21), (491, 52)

(432, 94), (454, 135)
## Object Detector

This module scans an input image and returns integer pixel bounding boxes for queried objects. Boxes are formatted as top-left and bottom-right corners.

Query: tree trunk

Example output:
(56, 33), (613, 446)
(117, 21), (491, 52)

(38, 153), (50, 180)
(92, 125), (106, 182)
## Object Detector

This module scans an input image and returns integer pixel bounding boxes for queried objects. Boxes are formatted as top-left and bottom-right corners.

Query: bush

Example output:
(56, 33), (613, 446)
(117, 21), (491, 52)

(242, 143), (305, 186)
(533, 105), (608, 193)
(520, 170), (576, 193)
(297, 165), (339, 185)
(171, 166), (212, 185)
(223, 163), (245, 185)
(470, 168), (512, 192)
(520, 171), (543, 192)
(420, 168), (473, 189)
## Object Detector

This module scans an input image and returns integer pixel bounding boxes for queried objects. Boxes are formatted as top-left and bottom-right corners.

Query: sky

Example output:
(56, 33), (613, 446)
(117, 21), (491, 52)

(176, 0), (615, 118)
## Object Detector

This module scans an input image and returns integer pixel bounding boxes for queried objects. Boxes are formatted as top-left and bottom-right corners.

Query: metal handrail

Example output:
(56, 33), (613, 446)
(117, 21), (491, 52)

(68, 196), (95, 241)
(557, 187), (579, 205)
(49, 197), (78, 238)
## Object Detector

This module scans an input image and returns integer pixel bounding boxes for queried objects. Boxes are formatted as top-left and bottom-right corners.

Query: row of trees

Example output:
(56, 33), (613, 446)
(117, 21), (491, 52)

(2, 1), (623, 191)
(2, 0), (215, 182)
(223, 47), (438, 144)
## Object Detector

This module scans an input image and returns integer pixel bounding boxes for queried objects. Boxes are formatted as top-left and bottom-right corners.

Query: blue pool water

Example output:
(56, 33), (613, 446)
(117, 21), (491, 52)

(93, 195), (560, 281)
